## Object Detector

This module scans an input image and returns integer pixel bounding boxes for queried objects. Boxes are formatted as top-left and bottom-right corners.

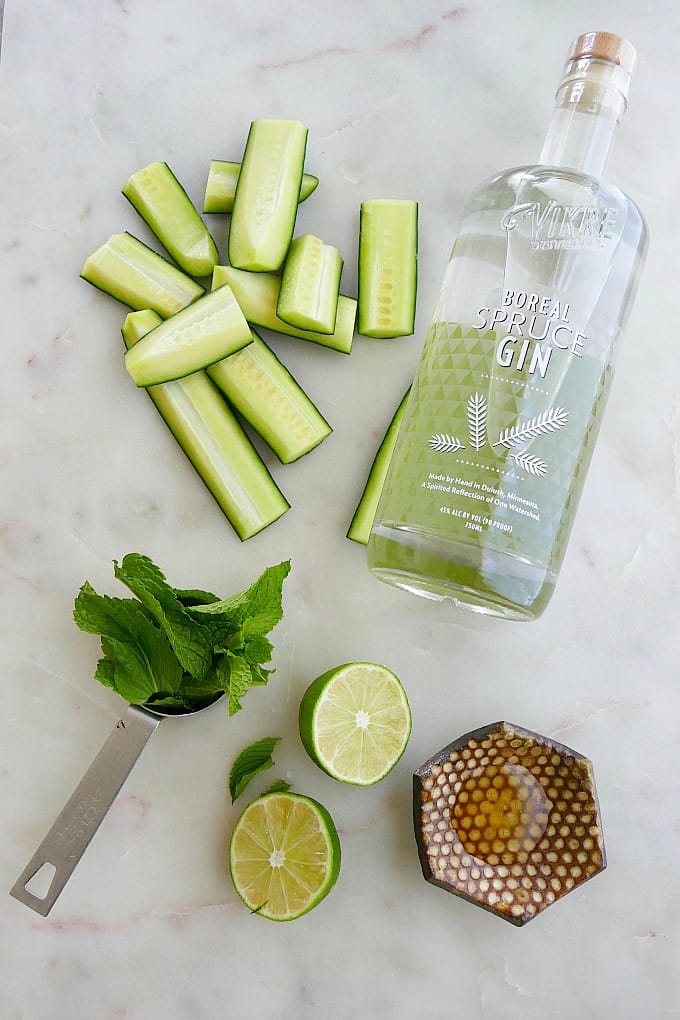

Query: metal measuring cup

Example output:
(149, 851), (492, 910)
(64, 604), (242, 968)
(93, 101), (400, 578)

(10, 694), (223, 916)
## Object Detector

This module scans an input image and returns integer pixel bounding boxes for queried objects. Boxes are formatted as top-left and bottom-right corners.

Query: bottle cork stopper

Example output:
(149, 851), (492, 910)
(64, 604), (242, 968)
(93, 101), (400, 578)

(567, 31), (636, 74)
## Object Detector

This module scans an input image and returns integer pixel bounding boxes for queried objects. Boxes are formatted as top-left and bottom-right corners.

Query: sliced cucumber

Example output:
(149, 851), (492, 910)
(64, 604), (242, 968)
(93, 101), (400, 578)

(213, 266), (355, 355)
(123, 162), (219, 277)
(122, 309), (164, 346)
(358, 199), (418, 338)
(347, 387), (410, 544)
(208, 328), (332, 464)
(124, 284), (252, 386)
(81, 232), (204, 318)
(228, 120), (308, 271)
(122, 310), (289, 541)
(204, 160), (318, 214)
(277, 235), (343, 334)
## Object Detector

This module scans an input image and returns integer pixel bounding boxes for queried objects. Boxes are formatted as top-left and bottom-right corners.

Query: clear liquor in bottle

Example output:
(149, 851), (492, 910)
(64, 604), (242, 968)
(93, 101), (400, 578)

(367, 32), (647, 621)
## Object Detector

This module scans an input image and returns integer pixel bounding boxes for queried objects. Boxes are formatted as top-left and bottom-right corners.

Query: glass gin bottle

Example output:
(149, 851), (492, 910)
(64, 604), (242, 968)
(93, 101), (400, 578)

(367, 32), (647, 621)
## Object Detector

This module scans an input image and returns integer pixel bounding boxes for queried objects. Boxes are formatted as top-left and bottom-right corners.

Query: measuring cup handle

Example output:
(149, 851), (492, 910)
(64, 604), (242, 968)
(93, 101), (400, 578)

(10, 704), (161, 916)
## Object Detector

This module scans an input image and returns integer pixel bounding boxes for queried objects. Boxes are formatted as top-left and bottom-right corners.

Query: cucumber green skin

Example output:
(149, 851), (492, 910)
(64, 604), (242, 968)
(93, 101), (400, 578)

(123, 162), (219, 277)
(213, 265), (355, 354)
(124, 284), (252, 386)
(204, 160), (318, 214)
(207, 329), (332, 464)
(147, 375), (288, 540)
(228, 120), (308, 272)
(347, 387), (411, 544)
(81, 232), (204, 318)
(358, 199), (418, 339)
(276, 235), (343, 335)
(128, 310), (332, 464)
(229, 792), (341, 920)
(122, 311), (289, 541)
(122, 308), (163, 345)
(298, 174), (320, 203)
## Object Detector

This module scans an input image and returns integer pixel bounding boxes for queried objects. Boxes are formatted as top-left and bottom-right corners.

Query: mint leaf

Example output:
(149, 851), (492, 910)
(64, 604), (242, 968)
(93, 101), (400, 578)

(229, 737), (280, 801)
(174, 588), (220, 608)
(74, 582), (183, 703)
(222, 653), (257, 716)
(210, 651), (270, 716)
(261, 779), (292, 796)
(186, 588), (251, 619)
(207, 650), (271, 716)
(74, 581), (153, 640)
(183, 612), (241, 653)
(143, 691), (191, 710)
(239, 560), (290, 636)
(191, 561), (290, 631)
(113, 554), (214, 680)
(243, 633), (274, 668)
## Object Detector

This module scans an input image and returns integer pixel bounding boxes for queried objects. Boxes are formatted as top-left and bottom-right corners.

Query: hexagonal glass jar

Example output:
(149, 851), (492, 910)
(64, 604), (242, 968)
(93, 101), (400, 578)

(413, 721), (606, 925)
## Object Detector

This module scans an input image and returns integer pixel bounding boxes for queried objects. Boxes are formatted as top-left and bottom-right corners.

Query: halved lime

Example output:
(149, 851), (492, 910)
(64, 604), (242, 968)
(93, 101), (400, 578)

(229, 792), (340, 921)
(299, 662), (412, 786)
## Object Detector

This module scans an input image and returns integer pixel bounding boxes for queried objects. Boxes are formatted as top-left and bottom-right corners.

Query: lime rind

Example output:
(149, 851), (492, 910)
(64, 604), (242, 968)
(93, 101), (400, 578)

(299, 662), (412, 786)
(229, 791), (340, 921)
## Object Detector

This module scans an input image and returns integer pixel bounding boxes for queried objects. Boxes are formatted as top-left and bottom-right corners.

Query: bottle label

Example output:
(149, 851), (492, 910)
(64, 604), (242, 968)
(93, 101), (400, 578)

(501, 200), (620, 252)
(378, 317), (611, 569)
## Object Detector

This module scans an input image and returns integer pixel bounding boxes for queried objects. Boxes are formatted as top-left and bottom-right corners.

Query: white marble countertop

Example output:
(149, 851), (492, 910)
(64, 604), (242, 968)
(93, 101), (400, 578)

(2, 2), (679, 1017)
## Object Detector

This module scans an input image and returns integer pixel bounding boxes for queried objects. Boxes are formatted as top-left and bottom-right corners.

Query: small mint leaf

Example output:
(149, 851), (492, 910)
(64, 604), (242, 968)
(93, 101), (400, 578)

(261, 779), (292, 796)
(229, 737), (280, 802)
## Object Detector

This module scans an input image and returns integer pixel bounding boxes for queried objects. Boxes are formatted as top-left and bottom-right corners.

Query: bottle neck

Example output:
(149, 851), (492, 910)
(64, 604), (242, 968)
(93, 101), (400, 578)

(538, 57), (631, 179)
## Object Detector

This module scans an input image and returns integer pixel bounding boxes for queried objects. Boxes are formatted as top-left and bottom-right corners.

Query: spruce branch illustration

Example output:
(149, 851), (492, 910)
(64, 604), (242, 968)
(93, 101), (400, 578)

(467, 392), (488, 451)
(493, 406), (569, 448)
(428, 434), (464, 454)
(512, 452), (548, 477)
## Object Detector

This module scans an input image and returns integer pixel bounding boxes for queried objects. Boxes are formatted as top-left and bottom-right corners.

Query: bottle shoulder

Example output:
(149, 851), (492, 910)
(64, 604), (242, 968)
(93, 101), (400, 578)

(462, 163), (647, 250)
(469, 164), (644, 217)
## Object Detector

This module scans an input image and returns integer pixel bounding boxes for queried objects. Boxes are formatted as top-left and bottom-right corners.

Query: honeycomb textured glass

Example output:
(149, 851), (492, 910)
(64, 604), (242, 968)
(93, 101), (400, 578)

(413, 721), (606, 925)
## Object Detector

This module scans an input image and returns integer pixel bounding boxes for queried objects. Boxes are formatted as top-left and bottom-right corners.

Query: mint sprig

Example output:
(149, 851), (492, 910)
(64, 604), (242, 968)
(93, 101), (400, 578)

(73, 554), (290, 716)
